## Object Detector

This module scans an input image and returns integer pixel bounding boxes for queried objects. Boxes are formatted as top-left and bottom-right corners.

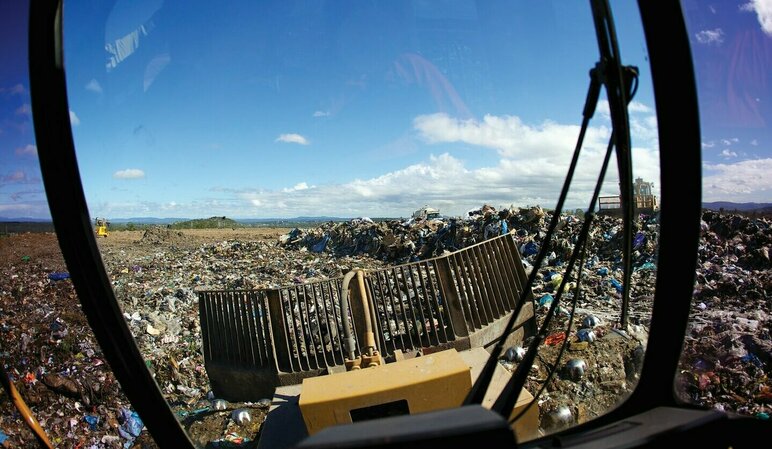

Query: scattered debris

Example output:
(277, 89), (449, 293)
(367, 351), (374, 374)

(0, 209), (768, 447)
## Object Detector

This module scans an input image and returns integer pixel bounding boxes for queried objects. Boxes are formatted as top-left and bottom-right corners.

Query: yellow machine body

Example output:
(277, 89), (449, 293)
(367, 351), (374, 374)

(95, 218), (109, 237)
(299, 349), (472, 435)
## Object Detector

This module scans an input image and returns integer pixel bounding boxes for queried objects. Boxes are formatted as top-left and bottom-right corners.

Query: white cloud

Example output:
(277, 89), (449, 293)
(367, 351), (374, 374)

(15, 144), (37, 156)
(216, 112), (659, 217)
(113, 168), (145, 179)
(702, 158), (772, 202)
(85, 79), (103, 94)
(721, 138), (739, 145)
(741, 0), (772, 36)
(313, 110), (330, 117)
(95, 111), (663, 218)
(695, 28), (725, 44)
(283, 182), (311, 192)
(69, 110), (80, 126)
(413, 113), (612, 159)
(721, 149), (738, 158)
(275, 133), (310, 145)
(628, 101), (652, 113)
(750, 139), (759, 146)
(702, 141), (716, 148)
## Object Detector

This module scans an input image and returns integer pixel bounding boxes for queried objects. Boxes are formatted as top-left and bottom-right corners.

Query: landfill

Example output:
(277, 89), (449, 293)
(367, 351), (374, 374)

(0, 206), (769, 447)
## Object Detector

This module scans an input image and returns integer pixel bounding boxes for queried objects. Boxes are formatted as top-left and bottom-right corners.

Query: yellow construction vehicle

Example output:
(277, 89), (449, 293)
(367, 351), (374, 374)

(198, 232), (539, 447)
(95, 217), (109, 237)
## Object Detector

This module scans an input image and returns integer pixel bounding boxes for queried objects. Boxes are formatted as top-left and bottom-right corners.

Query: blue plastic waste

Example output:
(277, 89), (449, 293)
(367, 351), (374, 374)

(84, 415), (99, 430)
(522, 241), (539, 256)
(538, 294), (554, 306)
(0, 431), (7, 445)
(597, 267), (609, 276)
(635, 262), (656, 271)
(741, 354), (763, 367)
(48, 272), (70, 281)
(633, 232), (646, 249)
(118, 408), (144, 440)
(609, 278), (623, 293)
(312, 235), (330, 253)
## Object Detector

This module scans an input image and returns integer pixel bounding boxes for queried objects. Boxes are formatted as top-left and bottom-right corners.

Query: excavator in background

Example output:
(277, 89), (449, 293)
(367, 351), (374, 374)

(94, 217), (109, 238)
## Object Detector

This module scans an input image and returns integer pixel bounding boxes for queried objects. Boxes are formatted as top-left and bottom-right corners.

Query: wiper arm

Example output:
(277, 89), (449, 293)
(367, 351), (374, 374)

(468, 0), (640, 424)
(463, 46), (604, 408)
(495, 130), (615, 421)
(590, 0), (636, 328)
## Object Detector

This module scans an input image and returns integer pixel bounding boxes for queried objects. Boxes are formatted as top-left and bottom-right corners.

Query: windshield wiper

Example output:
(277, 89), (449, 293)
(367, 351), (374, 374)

(464, 0), (639, 426)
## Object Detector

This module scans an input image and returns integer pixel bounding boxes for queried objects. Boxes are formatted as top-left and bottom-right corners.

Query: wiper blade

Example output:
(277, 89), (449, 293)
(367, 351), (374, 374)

(495, 130), (615, 420)
(467, 0), (639, 423)
(463, 52), (604, 408)
(590, 0), (636, 328)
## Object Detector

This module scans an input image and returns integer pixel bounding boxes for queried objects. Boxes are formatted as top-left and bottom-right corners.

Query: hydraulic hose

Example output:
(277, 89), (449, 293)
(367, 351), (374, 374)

(357, 270), (378, 356)
(340, 269), (379, 362)
(0, 366), (54, 449)
(340, 270), (359, 360)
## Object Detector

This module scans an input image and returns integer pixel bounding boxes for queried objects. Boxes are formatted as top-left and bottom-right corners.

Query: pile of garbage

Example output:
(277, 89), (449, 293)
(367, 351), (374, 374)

(0, 233), (145, 448)
(0, 206), (768, 447)
(138, 226), (190, 246)
(278, 205), (657, 270)
(677, 210), (771, 417)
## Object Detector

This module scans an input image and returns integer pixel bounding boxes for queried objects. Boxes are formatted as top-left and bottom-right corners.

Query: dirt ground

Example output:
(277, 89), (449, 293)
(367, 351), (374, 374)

(95, 228), (290, 252)
(0, 230), (289, 448)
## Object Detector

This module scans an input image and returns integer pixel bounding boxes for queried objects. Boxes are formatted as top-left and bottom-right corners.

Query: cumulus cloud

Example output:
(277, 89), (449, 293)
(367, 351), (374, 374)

(703, 158), (772, 201)
(413, 112), (612, 160)
(113, 168), (145, 179)
(721, 138), (739, 145)
(98, 111), (662, 218)
(15, 144), (37, 156)
(695, 28), (725, 44)
(215, 112), (659, 217)
(85, 79), (103, 93)
(282, 182), (311, 192)
(702, 141), (716, 148)
(741, 0), (772, 36)
(275, 133), (310, 145)
(627, 101), (652, 113)
(313, 110), (330, 117)
(721, 149), (738, 158)
(69, 110), (81, 126)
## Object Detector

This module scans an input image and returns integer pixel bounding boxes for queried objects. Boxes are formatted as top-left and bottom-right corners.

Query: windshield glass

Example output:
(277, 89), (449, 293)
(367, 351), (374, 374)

(59, 0), (658, 445)
(677, 0), (772, 419)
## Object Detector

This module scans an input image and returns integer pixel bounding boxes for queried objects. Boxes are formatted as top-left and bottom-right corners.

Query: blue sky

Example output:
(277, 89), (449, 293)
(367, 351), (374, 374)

(1, 1), (770, 219)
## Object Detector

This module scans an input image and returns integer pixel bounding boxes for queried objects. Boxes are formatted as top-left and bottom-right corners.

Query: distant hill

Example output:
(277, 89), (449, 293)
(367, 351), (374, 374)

(108, 217), (188, 224)
(168, 216), (243, 229)
(0, 221), (55, 233)
(702, 202), (772, 213)
(0, 217), (52, 222)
